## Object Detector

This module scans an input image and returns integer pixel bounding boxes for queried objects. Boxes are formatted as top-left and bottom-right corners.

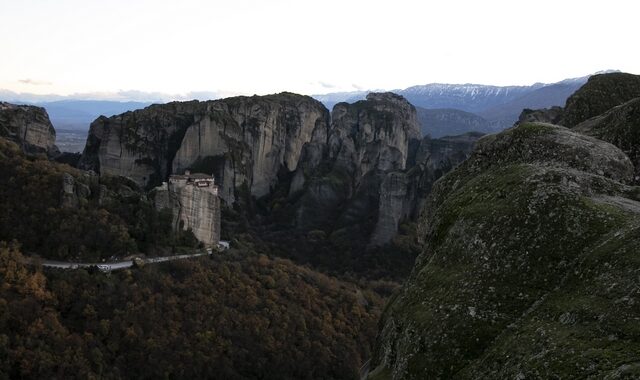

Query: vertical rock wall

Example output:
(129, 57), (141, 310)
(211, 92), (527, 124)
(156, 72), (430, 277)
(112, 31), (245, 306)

(0, 102), (59, 156)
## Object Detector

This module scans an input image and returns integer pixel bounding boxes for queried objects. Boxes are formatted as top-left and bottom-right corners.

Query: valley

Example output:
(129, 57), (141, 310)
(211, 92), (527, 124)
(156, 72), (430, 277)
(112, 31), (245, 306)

(1, 72), (640, 379)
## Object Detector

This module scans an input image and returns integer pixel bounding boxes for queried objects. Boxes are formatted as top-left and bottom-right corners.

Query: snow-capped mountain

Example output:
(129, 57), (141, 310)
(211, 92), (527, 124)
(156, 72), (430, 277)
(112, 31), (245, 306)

(396, 83), (545, 113)
(311, 73), (609, 135)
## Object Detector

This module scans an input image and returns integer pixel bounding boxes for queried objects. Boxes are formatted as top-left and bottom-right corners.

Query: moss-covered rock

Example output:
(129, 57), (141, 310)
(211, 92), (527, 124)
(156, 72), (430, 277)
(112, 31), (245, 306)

(574, 97), (640, 183)
(370, 123), (640, 379)
(561, 72), (640, 127)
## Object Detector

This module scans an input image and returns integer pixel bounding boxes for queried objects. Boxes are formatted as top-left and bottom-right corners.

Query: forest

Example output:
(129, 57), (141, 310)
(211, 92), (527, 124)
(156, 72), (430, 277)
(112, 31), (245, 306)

(0, 242), (384, 379)
(0, 138), (199, 262)
(0, 136), (403, 379)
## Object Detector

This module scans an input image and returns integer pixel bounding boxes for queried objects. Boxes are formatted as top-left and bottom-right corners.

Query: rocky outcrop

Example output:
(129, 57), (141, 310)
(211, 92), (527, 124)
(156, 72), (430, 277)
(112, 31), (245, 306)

(574, 97), (640, 183)
(329, 92), (421, 180)
(79, 94), (329, 204)
(517, 106), (563, 125)
(292, 93), (479, 246)
(0, 102), (59, 156)
(370, 123), (640, 379)
(370, 133), (482, 246)
(520, 72), (640, 184)
(561, 72), (640, 127)
(172, 93), (329, 202)
(60, 172), (91, 208)
(78, 101), (205, 190)
(79, 91), (479, 246)
(153, 179), (221, 247)
(293, 93), (421, 237)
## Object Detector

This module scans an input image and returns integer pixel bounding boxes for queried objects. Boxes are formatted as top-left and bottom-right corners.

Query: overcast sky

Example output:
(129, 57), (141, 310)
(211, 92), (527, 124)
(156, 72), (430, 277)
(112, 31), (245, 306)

(1, 0), (639, 99)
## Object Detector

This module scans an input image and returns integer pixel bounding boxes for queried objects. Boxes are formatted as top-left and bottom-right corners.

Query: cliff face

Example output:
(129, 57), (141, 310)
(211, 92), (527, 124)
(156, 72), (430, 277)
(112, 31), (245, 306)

(172, 93), (330, 202)
(154, 180), (221, 247)
(0, 102), (59, 156)
(292, 93), (479, 246)
(370, 133), (482, 246)
(78, 101), (202, 187)
(79, 91), (478, 247)
(79, 94), (329, 204)
(370, 123), (640, 379)
(328, 92), (421, 180)
(292, 93), (421, 241)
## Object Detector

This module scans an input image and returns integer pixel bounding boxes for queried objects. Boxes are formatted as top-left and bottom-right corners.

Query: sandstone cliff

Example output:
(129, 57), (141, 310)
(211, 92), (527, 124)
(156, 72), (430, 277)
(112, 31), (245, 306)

(153, 179), (220, 247)
(172, 93), (330, 202)
(369, 132), (482, 246)
(79, 93), (329, 204)
(0, 102), (59, 156)
(370, 123), (640, 379)
(292, 93), (479, 246)
(79, 91), (479, 247)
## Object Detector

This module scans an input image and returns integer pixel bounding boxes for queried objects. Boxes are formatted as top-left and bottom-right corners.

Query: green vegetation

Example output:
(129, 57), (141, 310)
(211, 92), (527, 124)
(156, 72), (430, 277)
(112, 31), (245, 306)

(561, 72), (640, 127)
(574, 97), (640, 184)
(371, 122), (640, 379)
(0, 138), (198, 261)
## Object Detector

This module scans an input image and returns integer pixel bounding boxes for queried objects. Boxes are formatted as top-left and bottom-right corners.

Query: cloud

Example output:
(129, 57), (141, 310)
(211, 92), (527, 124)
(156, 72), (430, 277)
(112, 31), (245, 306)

(0, 88), (246, 104)
(318, 81), (337, 89)
(18, 79), (52, 86)
(351, 83), (365, 90)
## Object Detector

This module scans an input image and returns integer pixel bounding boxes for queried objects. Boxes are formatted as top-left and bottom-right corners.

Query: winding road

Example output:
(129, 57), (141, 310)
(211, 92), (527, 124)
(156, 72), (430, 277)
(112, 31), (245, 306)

(32, 242), (230, 272)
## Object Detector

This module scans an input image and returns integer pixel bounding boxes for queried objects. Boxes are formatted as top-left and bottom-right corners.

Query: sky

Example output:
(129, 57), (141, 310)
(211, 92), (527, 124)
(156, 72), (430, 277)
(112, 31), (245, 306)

(1, 0), (639, 100)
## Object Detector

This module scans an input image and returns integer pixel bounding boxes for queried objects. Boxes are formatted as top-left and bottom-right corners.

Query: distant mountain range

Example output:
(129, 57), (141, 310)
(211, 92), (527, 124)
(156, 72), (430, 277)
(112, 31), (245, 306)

(415, 107), (493, 138)
(0, 71), (615, 136)
(312, 72), (620, 137)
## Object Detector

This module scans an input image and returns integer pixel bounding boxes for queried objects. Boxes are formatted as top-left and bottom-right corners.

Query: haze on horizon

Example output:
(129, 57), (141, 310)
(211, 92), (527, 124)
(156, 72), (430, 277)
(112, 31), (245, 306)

(1, 0), (639, 101)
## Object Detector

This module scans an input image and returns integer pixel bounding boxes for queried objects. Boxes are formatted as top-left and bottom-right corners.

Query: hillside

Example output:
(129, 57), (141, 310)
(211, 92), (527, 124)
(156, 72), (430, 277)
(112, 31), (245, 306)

(561, 72), (640, 127)
(370, 123), (640, 379)
(0, 137), (200, 261)
(519, 72), (640, 184)
(0, 244), (384, 379)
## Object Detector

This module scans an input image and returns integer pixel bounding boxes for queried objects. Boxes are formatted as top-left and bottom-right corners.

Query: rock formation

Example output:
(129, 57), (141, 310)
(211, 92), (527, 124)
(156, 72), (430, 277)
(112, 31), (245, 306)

(520, 72), (640, 185)
(79, 91), (479, 247)
(369, 123), (640, 379)
(153, 172), (221, 247)
(517, 106), (563, 125)
(79, 94), (329, 204)
(369, 132), (482, 246)
(0, 102), (59, 156)
(292, 93), (479, 246)
(574, 97), (640, 183)
(561, 72), (640, 127)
